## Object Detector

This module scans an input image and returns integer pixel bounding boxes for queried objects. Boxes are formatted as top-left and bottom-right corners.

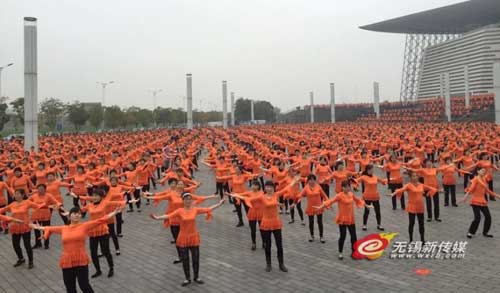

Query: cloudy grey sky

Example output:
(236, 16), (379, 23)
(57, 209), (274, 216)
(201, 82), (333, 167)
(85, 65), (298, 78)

(0, 0), (462, 112)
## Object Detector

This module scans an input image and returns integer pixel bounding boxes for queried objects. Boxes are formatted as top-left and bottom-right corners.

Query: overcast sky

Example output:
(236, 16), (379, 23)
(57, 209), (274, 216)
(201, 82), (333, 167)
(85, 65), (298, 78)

(0, 0), (462, 112)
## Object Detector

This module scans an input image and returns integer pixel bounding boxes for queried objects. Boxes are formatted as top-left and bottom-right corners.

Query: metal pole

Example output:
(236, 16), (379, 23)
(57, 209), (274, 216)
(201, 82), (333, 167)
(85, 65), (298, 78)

(222, 81), (228, 129)
(24, 17), (38, 151)
(310, 91), (314, 123)
(444, 73), (451, 122)
(186, 73), (193, 129)
(330, 83), (335, 123)
(464, 65), (470, 108)
(373, 82), (380, 119)
(230, 92), (235, 126)
(492, 47), (500, 124)
(250, 100), (254, 122)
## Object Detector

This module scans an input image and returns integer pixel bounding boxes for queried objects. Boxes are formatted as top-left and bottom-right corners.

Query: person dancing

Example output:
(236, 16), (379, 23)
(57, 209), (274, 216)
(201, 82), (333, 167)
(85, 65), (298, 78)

(150, 193), (224, 287)
(30, 207), (122, 293)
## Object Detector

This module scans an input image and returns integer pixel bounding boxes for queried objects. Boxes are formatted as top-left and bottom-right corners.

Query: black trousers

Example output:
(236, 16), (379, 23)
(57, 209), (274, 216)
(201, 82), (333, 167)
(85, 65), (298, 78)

(338, 224), (357, 253)
(107, 223), (120, 250)
(363, 200), (381, 225)
(249, 220), (263, 244)
(289, 200), (303, 221)
(62, 266), (94, 293)
(116, 212), (123, 235)
(12, 232), (33, 262)
(89, 234), (113, 272)
(170, 225), (182, 259)
(463, 173), (471, 190)
(425, 192), (440, 219)
(443, 185), (456, 205)
(487, 181), (495, 200)
(261, 229), (284, 265)
(308, 214), (323, 237)
(215, 182), (230, 199)
(126, 189), (141, 210)
(320, 183), (330, 198)
(468, 205), (492, 235)
(389, 183), (405, 209)
(408, 213), (425, 242)
(279, 195), (288, 211)
(142, 185), (151, 203)
(179, 246), (200, 280)
(235, 201), (249, 224)
(33, 220), (51, 247)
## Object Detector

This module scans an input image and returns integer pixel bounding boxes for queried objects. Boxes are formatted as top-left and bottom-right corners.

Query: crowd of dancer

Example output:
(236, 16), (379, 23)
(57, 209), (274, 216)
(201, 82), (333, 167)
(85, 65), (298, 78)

(0, 122), (499, 291)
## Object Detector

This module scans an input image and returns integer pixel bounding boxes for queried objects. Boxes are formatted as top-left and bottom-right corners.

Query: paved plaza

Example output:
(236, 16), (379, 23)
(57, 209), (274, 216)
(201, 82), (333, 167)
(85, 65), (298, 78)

(1, 161), (500, 293)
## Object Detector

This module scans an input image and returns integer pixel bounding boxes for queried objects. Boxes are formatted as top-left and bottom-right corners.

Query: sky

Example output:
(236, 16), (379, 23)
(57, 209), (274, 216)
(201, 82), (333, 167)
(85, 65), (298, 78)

(0, 0), (463, 112)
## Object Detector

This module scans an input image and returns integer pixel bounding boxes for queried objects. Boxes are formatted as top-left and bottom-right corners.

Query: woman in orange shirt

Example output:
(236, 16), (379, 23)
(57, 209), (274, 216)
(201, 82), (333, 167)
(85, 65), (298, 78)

(0, 189), (44, 268)
(9, 167), (34, 195)
(378, 154), (405, 210)
(150, 193), (224, 287)
(218, 166), (257, 227)
(314, 156), (333, 197)
(46, 172), (73, 224)
(75, 188), (130, 278)
(454, 149), (475, 189)
(29, 183), (61, 249)
(297, 174), (329, 243)
(462, 167), (500, 238)
(405, 159), (441, 222)
(357, 164), (387, 231)
(280, 168), (304, 225)
(230, 178), (298, 272)
(314, 180), (370, 260)
(439, 157), (470, 207)
(30, 206), (122, 293)
(227, 180), (266, 250)
(390, 171), (438, 242)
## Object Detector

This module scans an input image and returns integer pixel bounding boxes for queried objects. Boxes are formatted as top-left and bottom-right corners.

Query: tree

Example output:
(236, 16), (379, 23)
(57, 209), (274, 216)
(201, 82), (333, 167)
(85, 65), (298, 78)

(234, 98), (278, 123)
(10, 97), (24, 126)
(0, 100), (10, 132)
(136, 109), (153, 127)
(40, 98), (66, 130)
(104, 106), (125, 129)
(66, 102), (89, 130)
(234, 98), (251, 122)
(88, 104), (104, 130)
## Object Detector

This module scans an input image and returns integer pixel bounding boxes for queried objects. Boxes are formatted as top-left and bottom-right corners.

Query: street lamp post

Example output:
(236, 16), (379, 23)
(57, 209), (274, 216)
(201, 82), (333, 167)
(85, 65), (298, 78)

(97, 80), (114, 130)
(0, 63), (14, 99)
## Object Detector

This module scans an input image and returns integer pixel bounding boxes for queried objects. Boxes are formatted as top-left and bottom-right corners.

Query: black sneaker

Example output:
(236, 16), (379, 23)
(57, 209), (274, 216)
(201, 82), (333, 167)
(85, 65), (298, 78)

(483, 233), (494, 238)
(288, 220), (294, 224)
(194, 278), (204, 284)
(435, 218), (442, 222)
(91, 271), (102, 278)
(467, 233), (473, 238)
(265, 264), (272, 272)
(115, 250), (121, 256)
(279, 264), (288, 272)
(236, 222), (244, 227)
(173, 259), (182, 264)
(251, 243), (256, 251)
(181, 280), (191, 287)
(32, 243), (42, 249)
(377, 226), (385, 231)
(126, 209), (133, 213)
(117, 234), (123, 238)
(427, 218), (432, 222)
(108, 268), (114, 278)
(28, 262), (33, 269)
(13, 259), (25, 267)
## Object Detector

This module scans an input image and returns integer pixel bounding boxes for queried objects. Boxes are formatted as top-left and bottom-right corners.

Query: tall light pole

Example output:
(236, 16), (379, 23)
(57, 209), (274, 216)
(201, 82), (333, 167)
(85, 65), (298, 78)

(150, 88), (162, 110)
(24, 17), (37, 151)
(186, 73), (193, 129)
(0, 62), (14, 99)
(97, 80), (114, 130)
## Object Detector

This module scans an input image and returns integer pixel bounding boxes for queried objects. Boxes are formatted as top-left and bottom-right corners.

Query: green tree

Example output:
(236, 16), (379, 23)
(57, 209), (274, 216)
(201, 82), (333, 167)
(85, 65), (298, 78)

(40, 98), (66, 130)
(10, 97), (24, 126)
(88, 104), (104, 129)
(66, 102), (89, 130)
(104, 106), (124, 129)
(136, 109), (153, 127)
(0, 97), (10, 132)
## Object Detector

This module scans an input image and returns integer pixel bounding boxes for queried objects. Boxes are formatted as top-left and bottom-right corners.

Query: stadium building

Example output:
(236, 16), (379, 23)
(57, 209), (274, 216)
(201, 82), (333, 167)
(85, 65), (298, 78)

(361, 0), (500, 101)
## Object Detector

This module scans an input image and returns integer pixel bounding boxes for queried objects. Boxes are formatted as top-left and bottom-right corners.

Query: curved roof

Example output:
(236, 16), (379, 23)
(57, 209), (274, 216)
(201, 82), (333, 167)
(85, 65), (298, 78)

(360, 0), (500, 34)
